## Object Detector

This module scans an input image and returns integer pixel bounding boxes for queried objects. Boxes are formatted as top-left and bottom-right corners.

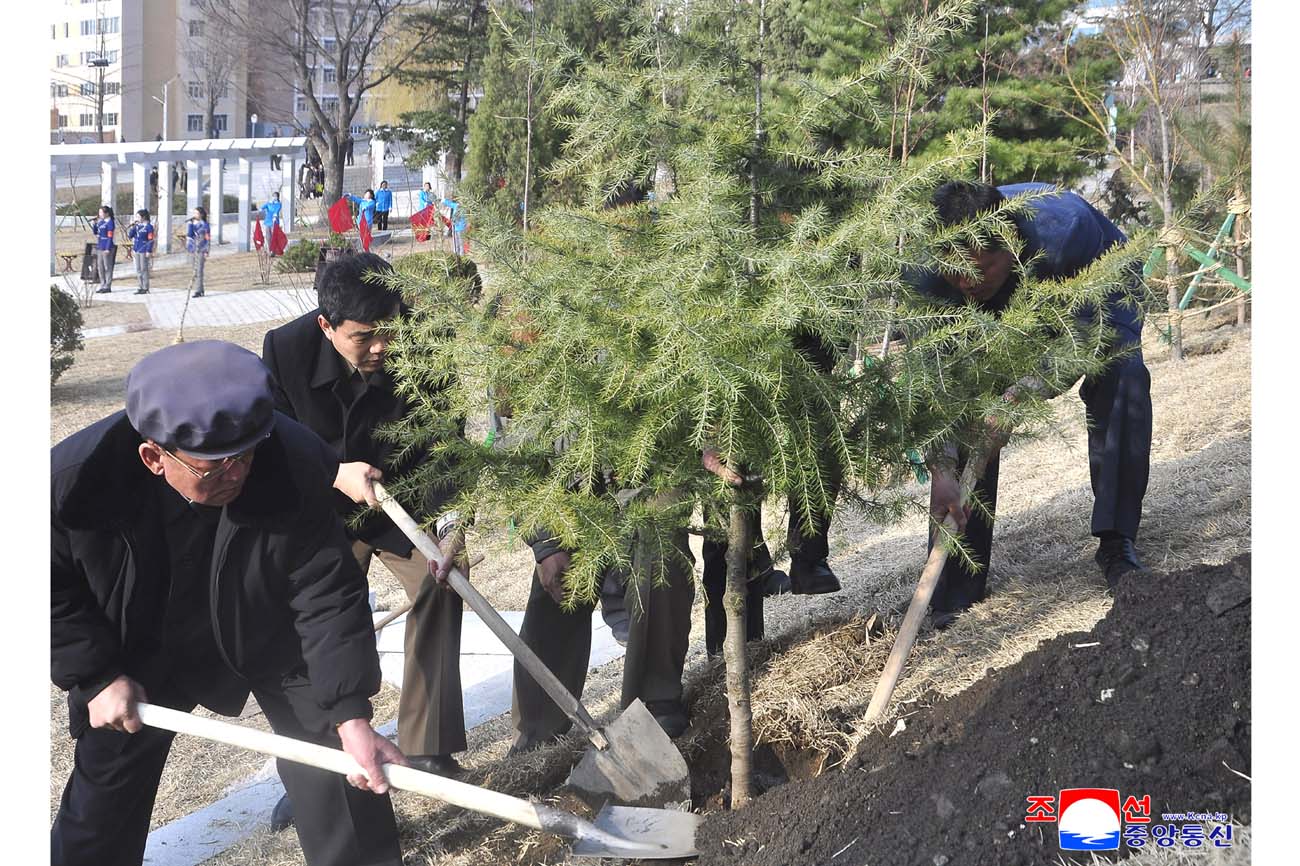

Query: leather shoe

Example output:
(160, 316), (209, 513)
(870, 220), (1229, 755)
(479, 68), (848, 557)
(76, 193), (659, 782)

(930, 609), (962, 630)
(269, 794), (293, 832)
(788, 558), (841, 595)
(754, 564), (791, 597)
(645, 700), (689, 738)
(406, 754), (462, 776)
(95, 287), (111, 294)
(1095, 534), (1147, 592)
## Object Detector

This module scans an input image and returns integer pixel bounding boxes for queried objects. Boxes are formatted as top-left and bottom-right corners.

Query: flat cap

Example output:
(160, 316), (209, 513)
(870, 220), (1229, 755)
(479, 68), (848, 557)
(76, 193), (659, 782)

(126, 341), (275, 459)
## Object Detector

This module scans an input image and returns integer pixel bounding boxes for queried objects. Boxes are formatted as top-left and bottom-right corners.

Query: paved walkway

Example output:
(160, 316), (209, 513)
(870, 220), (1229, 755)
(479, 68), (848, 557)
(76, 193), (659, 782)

(89, 286), (317, 331)
(143, 610), (624, 866)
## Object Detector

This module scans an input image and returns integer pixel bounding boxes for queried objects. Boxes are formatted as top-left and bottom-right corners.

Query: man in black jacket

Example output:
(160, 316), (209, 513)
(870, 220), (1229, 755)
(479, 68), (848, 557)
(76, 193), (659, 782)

(261, 254), (467, 802)
(50, 341), (406, 866)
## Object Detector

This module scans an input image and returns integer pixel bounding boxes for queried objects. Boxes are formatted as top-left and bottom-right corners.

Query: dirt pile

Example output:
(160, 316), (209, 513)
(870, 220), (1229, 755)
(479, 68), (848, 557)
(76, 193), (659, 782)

(697, 555), (1251, 866)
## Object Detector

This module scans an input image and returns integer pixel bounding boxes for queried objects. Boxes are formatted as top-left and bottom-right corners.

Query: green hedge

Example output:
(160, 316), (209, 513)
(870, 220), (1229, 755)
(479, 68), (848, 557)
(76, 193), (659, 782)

(56, 191), (254, 218)
(277, 238), (322, 273)
(51, 284), (83, 384)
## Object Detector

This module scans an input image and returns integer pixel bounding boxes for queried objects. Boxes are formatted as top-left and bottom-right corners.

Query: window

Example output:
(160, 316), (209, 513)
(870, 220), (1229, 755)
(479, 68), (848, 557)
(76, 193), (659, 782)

(56, 54), (69, 67)
(79, 113), (95, 126)
(51, 24), (56, 39)
(80, 82), (96, 96)
(103, 81), (120, 95)
(323, 66), (336, 84)
(321, 96), (338, 112)
(57, 114), (69, 128)
(106, 49), (119, 64)
(188, 80), (203, 99)
(323, 37), (337, 50)
(80, 20), (94, 36)
(187, 114), (204, 132)
(98, 17), (120, 35)
(51, 82), (69, 97)
(65, 22), (70, 37)
(212, 114), (228, 131)
(294, 95), (306, 112)
(188, 20), (204, 37)
(102, 112), (118, 126)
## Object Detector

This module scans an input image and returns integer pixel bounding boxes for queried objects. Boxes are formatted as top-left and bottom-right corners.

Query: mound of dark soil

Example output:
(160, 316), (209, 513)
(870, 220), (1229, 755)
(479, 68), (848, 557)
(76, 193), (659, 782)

(696, 555), (1251, 866)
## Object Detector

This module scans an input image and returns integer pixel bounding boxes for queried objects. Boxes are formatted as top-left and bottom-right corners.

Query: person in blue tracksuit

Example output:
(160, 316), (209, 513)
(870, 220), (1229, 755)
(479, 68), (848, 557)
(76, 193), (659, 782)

(125, 210), (155, 295)
(261, 192), (283, 253)
(186, 206), (211, 298)
(440, 197), (466, 255)
(913, 181), (1152, 625)
(93, 206), (117, 294)
(346, 190), (377, 229)
(374, 181), (392, 231)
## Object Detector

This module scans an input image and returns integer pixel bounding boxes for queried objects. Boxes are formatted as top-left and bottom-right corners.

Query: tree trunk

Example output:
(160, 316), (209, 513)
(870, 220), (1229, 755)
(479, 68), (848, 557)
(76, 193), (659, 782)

(1234, 191), (1248, 328)
(1167, 248), (1184, 362)
(723, 496), (754, 808)
(325, 139), (345, 206)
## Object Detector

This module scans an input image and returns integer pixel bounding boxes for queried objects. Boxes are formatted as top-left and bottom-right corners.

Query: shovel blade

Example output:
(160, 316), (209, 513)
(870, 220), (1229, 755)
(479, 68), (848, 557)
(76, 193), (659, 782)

(569, 805), (701, 860)
(566, 699), (691, 808)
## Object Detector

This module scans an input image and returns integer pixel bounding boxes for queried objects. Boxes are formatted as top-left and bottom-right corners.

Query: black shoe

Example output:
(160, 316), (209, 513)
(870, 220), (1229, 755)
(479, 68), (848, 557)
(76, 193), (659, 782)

(269, 794), (293, 832)
(134, 289), (149, 295)
(406, 754), (462, 776)
(754, 564), (791, 597)
(1095, 534), (1146, 592)
(788, 559), (841, 595)
(930, 609), (962, 630)
(645, 700), (689, 738)
(507, 736), (551, 757)
(604, 608), (630, 647)
(95, 287), (111, 294)
(191, 290), (204, 297)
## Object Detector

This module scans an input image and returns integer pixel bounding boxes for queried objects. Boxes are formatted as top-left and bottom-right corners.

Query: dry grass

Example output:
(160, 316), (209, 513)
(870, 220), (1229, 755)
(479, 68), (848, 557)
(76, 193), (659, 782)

(49, 289), (1251, 862)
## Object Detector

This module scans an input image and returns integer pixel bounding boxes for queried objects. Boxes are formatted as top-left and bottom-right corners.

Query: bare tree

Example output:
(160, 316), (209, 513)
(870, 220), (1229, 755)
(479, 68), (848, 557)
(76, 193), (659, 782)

(185, 11), (243, 138)
(204, 0), (439, 204)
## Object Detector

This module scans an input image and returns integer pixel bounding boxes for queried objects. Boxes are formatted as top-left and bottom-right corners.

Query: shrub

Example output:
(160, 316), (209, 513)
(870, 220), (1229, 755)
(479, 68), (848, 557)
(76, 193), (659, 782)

(51, 284), (83, 384)
(277, 238), (322, 273)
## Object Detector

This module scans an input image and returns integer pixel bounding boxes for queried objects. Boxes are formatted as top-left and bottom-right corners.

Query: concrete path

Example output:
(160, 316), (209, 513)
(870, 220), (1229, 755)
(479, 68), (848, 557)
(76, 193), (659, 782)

(88, 287), (317, 331)
(142, 610), (624, 866)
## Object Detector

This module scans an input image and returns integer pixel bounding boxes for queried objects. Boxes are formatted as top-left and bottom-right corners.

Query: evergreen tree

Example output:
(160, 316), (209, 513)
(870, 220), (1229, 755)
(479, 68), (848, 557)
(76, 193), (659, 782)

(381, 0), (1147, 803)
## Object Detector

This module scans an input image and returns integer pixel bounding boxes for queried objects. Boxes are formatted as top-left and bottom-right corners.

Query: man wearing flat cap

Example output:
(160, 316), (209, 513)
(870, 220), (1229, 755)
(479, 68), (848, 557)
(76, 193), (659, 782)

(50, 341), (407, 866)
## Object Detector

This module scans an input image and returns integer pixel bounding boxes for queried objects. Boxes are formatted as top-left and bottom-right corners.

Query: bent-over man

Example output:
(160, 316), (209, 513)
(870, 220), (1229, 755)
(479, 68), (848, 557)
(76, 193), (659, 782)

(51, 341), (406, 866)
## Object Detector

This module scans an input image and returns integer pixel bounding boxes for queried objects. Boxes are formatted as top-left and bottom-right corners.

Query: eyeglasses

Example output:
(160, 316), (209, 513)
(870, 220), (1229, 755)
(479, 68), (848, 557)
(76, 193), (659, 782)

(161, 445), (257, 482)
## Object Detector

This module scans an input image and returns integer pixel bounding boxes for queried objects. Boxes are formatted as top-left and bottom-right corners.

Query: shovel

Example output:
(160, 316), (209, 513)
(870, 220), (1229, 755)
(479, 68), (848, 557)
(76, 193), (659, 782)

(863, 448), (993, 725)
(372, 482), (692, 809)
(136, 702), (699, 859)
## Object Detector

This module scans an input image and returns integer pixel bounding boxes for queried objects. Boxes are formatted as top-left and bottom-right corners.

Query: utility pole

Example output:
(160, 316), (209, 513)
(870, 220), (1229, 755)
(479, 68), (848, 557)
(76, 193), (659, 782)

(90, 1), (109, 142)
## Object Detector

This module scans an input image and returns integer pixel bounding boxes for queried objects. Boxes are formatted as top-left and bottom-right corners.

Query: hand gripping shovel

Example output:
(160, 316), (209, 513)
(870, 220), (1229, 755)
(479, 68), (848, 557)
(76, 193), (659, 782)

(372, 483), (692, 809)
(136, 702), (699, 859)
(863, 448), (993, 725)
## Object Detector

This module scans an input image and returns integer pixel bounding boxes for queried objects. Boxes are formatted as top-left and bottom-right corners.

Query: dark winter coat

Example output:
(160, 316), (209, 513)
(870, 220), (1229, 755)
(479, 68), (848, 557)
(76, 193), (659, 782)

(51, 410), (379, 738)
(261, 310), (460, 556)
(912, 182), (1142, 345)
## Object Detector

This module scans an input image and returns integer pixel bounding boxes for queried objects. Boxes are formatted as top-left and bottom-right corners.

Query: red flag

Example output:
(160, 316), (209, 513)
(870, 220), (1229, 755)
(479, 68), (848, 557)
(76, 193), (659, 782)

(252, 219), (265, 250)
(410, 204), (435, 242)
(270, 222), (288, 256)
(328, 197), (354, 233)
(358, 213), (372, 252)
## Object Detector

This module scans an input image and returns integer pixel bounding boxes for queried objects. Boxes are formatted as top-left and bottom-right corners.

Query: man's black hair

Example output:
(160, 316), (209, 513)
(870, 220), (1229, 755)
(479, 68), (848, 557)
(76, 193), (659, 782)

(317, 252), (403, 327)
(931, 180), (1006, 227)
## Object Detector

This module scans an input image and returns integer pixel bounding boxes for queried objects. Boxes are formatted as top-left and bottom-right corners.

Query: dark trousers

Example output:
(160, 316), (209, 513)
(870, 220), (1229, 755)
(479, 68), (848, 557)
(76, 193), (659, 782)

(700, 505), (771, 656)
(510, 520), (695, 749)
(375, 211), (390, 231)
(51, 676), (401, 866)
(931, 350), (1153, 614)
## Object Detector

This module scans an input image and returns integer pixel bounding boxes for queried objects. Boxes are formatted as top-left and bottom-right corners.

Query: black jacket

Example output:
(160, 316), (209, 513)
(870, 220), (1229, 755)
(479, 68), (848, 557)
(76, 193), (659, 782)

(261, 310), (458, 555)
(51, 410), (379, 738)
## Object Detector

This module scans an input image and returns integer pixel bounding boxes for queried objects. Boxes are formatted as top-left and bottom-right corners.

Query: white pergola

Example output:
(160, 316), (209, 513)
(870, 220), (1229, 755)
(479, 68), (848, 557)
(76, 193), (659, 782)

(50, 137), (307, 273)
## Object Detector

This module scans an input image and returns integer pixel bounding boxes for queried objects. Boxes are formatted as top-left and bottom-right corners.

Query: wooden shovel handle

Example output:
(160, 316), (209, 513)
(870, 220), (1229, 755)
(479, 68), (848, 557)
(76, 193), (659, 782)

(371, 483), (609, 750)
(863, 448), (993, 725)
(136, 701), (548, 831)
